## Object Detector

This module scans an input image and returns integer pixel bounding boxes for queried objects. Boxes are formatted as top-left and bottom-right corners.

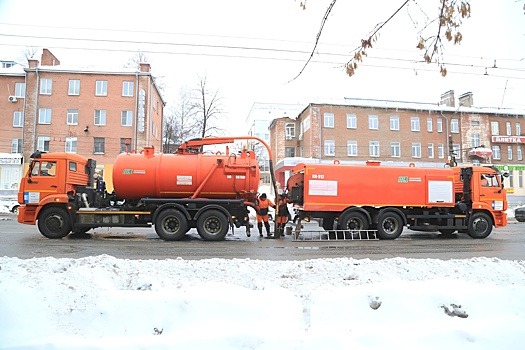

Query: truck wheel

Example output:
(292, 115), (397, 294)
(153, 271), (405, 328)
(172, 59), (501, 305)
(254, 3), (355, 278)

(338, 212), (369, 231)
(197, 209), (229, 241)
(467, 212), (492, 239)
(155, 209), (188, 241)
(37, 207), (71, 239)
(376, 211), (403, 240)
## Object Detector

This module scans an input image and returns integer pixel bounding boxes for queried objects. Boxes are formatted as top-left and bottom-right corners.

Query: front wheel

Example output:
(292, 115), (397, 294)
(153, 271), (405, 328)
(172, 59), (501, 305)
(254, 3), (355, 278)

(197, 209), (229, 241)
(155, 209), (189, 241)
(376, 211), (403, 240)
(467, 212), (492, 239)
(37, 207), (71, 239)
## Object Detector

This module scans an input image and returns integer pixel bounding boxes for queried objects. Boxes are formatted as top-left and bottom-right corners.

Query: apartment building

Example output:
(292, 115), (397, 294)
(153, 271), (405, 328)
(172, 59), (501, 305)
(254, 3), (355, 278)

(0, 49), (164, 193)
(270, 92), (525, 198)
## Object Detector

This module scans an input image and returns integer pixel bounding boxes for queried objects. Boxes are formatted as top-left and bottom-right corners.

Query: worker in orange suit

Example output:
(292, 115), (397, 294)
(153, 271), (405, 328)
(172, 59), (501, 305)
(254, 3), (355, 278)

(276, 193), (291, 237)
(256, 193), (275, 238)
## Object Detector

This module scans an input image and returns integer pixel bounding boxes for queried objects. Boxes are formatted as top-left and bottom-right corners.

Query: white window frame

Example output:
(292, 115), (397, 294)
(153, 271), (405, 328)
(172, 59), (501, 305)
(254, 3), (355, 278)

(427, 117), (433, 132)
(95, 80), (108, 96)
(450, 119), (459, 133)
(390, 116), (399, 131)
(347, 140), (357, 156)
(368, 115), (379, 130)
(506, 122), (512, 136)
(285, 123), (295, 138)
(518, 146), (523, 161)
(38, 108), (52, 124)
(15, 82), (25, 97)
(492, 145), (501, 160)
(122, 81), (134, 97)
(438, 144), (445, 159)
(11, 139), (22, 153)
(491, 121), (499, 135)
(94, 137), (105, 154)
(369, 141), (380, 157)
(390, 142), (400, 157)
(68, 80), (80, 95)
(40, 78), (52, 95)
(324, 113), (334, 128)
(428, 143), (434, 158)
(324, 140), (335, 156)
(121, 110), (133, 126)
(411, 143), (421, 158)
(411, 117), (420, 132)
(65, 137), (78, 153)
(67, 109), (79, 125)
(471, 134), (480, 148)
(37, 136), (51, 152)
(94, 110), (106, 126)
(346, 114), (357, 129)
(13, 111), (23, 127)
(437, 118), (443, 133)
(508, 145), (513, 160)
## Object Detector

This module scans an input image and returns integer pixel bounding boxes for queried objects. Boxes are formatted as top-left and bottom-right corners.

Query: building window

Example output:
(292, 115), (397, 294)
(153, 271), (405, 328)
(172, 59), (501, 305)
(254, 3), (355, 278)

(450, 118), (459, 133)
(519, 171), (523, 188)
(347, 114), (357, 129)
(453, 144), (460, 159)
(324, 140), (335, 156)
(285, 147), (295, 157)
(68, 80), (80, 95)
(15, 82), (25, 97)
(411, 117), (420, 131)
(518, 146), (523, 161)
(491, 121), (499, 135)
(368, 115), (379, 130)
(94, 137), (105, 154)
(65, 137), (77, 153)
(369, 141), (380, 157)
(427, 117), (433, 132)
(412, 143), (421, 158)
(492, 145), (500, 159)
(508, 146), (513, 161)
(120, 138), (132, 153)
(347, 140), (357, 156)
(94, 110), (106, 126)
(438, 144), (445, 159)
(471, 134), (480, 148)
(437, 118), (443, 133)
(121, 110), (133, 126)
(390, 142), (400, 157)
(517, 123), (522, 136)
(38, 108), (52, 124)
(95, 80), (108, 96)
(506, 121), (512, 136)
(67, 109), (79, 125)
(13, 111), (23, 127)
(428, 143), (434, 158)
(390, 115), (399, 131)
(40, 78), (52, 95)
(122, 81), (134, 97)
(11, 139), (22, 153)
(37, 136), (51, 152)
(471, 120), (480, 127)
(285, 123), (295, 138)
(324, 113), (334, 128)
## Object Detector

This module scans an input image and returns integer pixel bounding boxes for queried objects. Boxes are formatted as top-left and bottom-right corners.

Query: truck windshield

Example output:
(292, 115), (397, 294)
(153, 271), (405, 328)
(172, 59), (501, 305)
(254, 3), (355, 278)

(481, 174), (498, 187)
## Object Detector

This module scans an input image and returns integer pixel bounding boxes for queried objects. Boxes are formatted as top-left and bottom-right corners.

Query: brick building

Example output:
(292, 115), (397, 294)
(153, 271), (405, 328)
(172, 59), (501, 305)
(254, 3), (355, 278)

(270, 93), (525, 198)
(0, 49), (164, 193)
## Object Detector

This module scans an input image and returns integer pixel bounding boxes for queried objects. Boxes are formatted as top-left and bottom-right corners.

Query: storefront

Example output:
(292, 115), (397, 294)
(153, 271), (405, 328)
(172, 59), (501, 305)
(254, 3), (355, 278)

(0, 153), (23, 197)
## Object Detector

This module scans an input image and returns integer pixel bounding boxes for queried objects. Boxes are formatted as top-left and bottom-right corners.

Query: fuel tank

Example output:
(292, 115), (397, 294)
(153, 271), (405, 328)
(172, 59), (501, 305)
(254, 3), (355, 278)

(112, 147), (260, 201)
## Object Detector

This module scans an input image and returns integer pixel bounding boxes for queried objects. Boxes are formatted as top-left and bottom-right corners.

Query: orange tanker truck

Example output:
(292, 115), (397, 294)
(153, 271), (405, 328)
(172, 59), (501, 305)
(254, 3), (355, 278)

(17, 137), (275, 241)
(286, 161), (508, 239)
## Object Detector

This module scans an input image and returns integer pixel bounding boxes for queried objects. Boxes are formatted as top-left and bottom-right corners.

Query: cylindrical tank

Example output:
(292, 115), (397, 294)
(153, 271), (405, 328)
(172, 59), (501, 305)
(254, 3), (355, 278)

(112, 147), (260, 201)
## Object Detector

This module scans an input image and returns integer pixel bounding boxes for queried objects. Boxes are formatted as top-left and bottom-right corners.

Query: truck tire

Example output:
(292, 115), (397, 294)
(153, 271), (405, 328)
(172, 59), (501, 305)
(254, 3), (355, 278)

(338, 211), (369, 231)
(197, 209), (229, 241)
(37, 207), (71, 239)
(155, 209), (189, 241)
(376, 211), (403, 240)
(467, 212), (492, 239)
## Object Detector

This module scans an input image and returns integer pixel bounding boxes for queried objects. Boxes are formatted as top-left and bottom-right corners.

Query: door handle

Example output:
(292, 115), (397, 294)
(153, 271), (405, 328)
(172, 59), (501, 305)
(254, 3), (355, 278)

(51, 185), (57, 188)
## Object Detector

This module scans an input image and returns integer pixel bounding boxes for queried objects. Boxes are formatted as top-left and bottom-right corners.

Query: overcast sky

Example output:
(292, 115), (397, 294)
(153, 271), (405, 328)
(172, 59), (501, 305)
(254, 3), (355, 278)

(0, 0), (524, 135)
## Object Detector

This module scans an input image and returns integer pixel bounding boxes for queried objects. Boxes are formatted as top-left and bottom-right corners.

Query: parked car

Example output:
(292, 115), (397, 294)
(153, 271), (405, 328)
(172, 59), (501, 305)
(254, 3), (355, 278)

(1, 199), (19, 215)
(514, 206), (525, 222)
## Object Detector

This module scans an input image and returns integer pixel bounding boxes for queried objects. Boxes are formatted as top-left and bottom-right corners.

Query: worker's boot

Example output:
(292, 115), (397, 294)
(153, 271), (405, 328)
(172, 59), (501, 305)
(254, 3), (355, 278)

(257, 223), (263, 237)
(265, 222), (272, 237)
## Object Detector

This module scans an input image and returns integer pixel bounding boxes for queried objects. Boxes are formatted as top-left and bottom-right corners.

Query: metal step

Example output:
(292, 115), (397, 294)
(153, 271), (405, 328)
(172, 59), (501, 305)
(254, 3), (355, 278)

(288, 228), (378, 241)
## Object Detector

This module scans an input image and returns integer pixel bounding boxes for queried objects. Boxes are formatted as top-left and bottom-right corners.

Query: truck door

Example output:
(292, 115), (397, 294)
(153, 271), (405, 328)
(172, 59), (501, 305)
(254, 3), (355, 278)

(478, 173), (504, 209)
(22, 160), (59, 204)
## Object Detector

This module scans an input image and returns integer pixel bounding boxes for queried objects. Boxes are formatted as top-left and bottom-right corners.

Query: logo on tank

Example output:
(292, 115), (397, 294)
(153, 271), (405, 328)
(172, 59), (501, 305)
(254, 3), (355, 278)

(122, 169), (146, 175)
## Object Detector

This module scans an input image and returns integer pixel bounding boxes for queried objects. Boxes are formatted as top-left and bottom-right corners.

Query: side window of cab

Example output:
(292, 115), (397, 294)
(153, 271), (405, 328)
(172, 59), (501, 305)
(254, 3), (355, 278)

(31, 161), (57, 177)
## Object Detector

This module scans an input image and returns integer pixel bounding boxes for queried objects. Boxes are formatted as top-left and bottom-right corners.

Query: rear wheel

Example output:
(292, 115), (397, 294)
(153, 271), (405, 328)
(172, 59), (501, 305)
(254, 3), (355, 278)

(337, 211), (369, 239)
(376, 211), (403, 240)
(197, 209), (229, 241)
(155, 209), (189, 241)
(38, 207), (71, 239)
(467, 212), (492, 239)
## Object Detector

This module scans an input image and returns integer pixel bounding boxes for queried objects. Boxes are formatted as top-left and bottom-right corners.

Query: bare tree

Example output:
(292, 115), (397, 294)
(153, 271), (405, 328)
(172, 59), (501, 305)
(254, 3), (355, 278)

(294, 0), (472, 79)
(193, 75), (224, 138)
(163, 87), (200, 153)
(124, 51), (150, 69)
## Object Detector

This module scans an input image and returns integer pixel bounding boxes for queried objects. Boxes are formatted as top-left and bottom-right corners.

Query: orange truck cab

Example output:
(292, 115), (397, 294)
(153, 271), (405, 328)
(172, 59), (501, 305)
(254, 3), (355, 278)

(286, 162), (508, 239)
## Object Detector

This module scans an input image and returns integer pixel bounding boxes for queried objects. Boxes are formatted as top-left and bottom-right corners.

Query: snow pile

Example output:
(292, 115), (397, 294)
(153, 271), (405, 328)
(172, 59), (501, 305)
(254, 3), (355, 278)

(1, 255), (524, 349)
